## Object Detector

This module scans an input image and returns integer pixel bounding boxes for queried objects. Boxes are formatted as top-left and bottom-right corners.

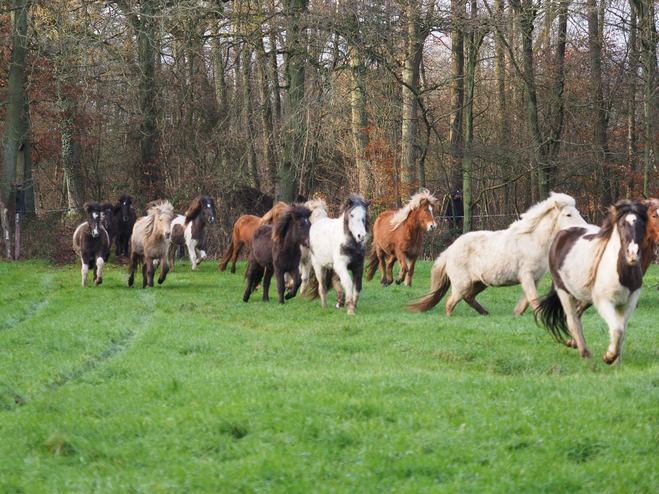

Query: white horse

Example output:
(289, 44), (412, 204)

(409, 192), (586, 316)
(299, 197), (330, 294)
(309, 195), (371, 314)
(536, 200), (648, 364)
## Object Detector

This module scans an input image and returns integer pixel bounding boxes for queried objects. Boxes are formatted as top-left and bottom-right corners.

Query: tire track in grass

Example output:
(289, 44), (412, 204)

(45, 290), (156, 392)
(0, 275), (55, 333)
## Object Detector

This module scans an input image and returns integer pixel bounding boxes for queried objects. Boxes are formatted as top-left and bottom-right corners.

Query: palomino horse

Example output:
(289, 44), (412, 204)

(219, 201), (288, 273)
(409, 192), (586, 316)
(299, 197), (330, 294)
(113, 194), (136, 258)
(243, 204), (312, 304)
(73, 202), (111, 287)
(366, 189), (438, 287)
(536, 200), (648, 364)
(169, 196), (216, 270)
(128, 200), (175, 288)
(308, 195), (371, 315)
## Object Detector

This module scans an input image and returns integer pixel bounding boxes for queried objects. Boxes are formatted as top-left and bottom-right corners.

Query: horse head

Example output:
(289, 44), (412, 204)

(273, 204), (312, 248)
(551, 193), (586, 230)
(644, 198), (659, 243)
(417, 194), (439, 232)
(117, 194), (133, 222)
(100, 202), (114, 231)
(186, 196), (216, 225)
(341, 195), (371, 243)
(84, 202), (103, 238)
(147, 200), (175, 240)
(609, 200), (648, 266)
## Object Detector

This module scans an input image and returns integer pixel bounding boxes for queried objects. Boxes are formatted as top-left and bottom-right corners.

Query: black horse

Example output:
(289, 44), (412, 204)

(113, 194), (136, 258)
(243, 204), (312, 304)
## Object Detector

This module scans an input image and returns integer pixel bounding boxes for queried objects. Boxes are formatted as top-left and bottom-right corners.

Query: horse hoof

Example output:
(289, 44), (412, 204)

(395, 279), (403, 285)
(192, 267), (198, 271)
(581, 350), (592, 360)
(566, 339), (578, 349)
(347, 308), (356, 315)
(603, 352), (617, 365)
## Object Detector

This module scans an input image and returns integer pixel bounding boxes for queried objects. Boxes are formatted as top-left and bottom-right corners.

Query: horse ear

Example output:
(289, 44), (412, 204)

(554, 201), (561, 211)
(365, 200), (372, 208)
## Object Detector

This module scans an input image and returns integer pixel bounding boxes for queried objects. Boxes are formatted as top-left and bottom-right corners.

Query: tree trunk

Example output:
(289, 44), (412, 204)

(494, 0), (507, 142)
(449, 0), (466, 189)
(2, 0), (30, 233)
(627, 8), (639, 196)
(257, 38), (277, 195)
(278, 0), (308, 202)
(242, 44), (260, 189)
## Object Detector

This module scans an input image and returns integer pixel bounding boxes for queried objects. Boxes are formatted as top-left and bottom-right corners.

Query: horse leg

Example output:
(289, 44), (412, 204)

(314, 266), (329, 309)
(80, 259), (89, 287)
(331, 273), (345, 308)
(299, 257), (310, 294)
(128, 254), (136, 287)
(243, 262), (261, 302)
(262, 268), (273, 302)
(445, 281), (470, 316)
(285, 268), (303, 301)
(188, 240), (199, 270)
(231, 240), (244, 275)
(385, 256), (396, 286)
(395, 249), (408, 285)
(515, 274), (540, 316)
(334, 264), (355, 314)
(157, 257), (169, 284)
(197, 247), (207, 264)
(94, 256), (105, 286)
(167, 242), (176, 270)
(463, 282), (489, 315)
(556, 289), (591, 359)
(376, 247), (388, 286)
(404, 256), (417, 286)
(352, 264), (364, 309)
(145, 258), (157, 288)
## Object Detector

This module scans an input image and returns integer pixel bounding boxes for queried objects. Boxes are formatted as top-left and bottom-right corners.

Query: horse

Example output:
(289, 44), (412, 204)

(168, 196), (216, 270)
(128, 200), (175, 288)
(113, 194), (136, 258)
(73, 202), (111, 287)
(243, 204), (312, 304)
(100, 202), (116, 251)
(641, 198), (659, 274)
(308, 194), (371, 315)
(299, 197), (330, 294)
(408, 192), (586, 316)
(366, 189), (438, 287)
(535, 200), (648, 364)
(219, 201), (289, 273)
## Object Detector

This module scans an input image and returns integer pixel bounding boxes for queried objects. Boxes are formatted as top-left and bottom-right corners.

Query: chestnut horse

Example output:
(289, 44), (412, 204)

(243, 204), (312, 304)
(219, 201), (288, 273)
(641, 198), (659, 274)
(128, 200), (174, 288)
(73, 202), (111, 287)
(366, 189), (438, 287)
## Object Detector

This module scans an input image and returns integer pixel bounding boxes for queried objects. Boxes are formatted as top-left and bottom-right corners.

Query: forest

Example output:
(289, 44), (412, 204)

(1, 0), (658, 259)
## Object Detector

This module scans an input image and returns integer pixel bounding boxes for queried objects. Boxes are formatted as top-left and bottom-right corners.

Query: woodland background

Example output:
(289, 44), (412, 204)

(2, 0), (659, 260)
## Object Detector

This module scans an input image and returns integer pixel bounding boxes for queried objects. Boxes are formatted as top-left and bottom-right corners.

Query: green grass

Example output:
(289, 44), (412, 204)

(1, 259), (659, 493)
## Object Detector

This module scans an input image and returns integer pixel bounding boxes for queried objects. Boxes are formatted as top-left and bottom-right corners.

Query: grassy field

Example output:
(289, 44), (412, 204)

(1, 258), (658, 493)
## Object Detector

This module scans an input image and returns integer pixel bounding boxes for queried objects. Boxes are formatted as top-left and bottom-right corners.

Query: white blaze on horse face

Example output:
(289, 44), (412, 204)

(349, 207), (367, 243)
(625, 215), (640, 264)
(92, 212), (100, 237)
(427, 205), (437, 231)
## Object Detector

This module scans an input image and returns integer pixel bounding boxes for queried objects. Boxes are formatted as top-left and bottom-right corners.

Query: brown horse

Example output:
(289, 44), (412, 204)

(366, 190), (438, 287)
(641, 198), (659, 274)
(218, 201), (288, 273)
(128, 200), (174, 288)
(243, 204), (312, 304)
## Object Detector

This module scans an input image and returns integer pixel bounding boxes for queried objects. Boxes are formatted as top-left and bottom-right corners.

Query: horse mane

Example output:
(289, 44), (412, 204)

(84, 202), (101, 215)
(390, 189), (438, 231)
(272, 204), (312, 243)
(184, 196), (213, 224)
(644, 198), (659, 243)
(143, 200), (174, 237)
(114, 194), (132, 214)
(305, 197), (327, 214)
(594, 199), (648, 242)
(259, 201), (288, 225)
(100, 202), (113, 212)
(508, 192), (576, 235)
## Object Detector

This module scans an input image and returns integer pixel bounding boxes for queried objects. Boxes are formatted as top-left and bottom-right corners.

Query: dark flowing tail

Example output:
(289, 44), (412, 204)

(304, 269), (334, 300)
(218, 237), (234, 271)
(534, 286), (570, 343)
(365, 247), (379, 282)
(407, 254), (450, 312)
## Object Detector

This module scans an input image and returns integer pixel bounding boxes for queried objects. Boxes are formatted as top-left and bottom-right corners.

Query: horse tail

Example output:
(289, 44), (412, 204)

(534, 286), (570, 343)
(365, 247), (379, 282)
(218, 237), (234, 271)
(407, 254), (450, 312)
(304, 270), (333, 301)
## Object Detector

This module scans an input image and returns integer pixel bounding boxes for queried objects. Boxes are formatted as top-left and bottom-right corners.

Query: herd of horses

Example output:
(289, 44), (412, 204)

(72, 190), (659, 364)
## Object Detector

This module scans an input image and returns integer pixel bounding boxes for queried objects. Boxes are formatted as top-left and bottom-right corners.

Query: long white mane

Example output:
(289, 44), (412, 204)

(305, 197), (328, 224)
(390, 189), (438, 231)
(508, 192), (576, 235)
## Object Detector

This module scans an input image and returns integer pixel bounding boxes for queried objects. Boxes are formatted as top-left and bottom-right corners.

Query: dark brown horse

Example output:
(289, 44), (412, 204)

(100, 202), (116, 251)
(243, 204), (312, 304)
(219, 201), (288, 273)
(113, 194), (136, 258)
(169, 196), (216, 270)
(128, 200), (174, 288)
(366, 190), (438, 287)
(73, 202), (111, 287)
